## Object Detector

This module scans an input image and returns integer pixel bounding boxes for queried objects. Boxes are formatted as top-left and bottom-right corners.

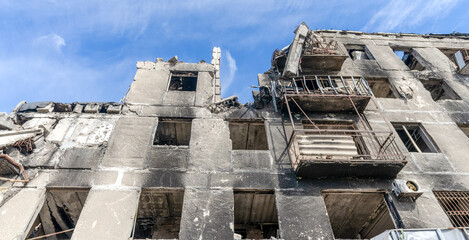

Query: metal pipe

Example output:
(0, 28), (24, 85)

(290, 97), (321, 133)
(315, 75), (324, 94)
(402, 125), (422, 153)
(360, 76), (373, 95)
(351, 76), (362, 95)
(303, 75), (310, 93)
(27, 228), (74, 240)
(340, 76), (351, 94)
(292, 78), (299, 94)
(328, 75), (338, 94)
(0, 154), (29, 183)
(293, 128), (392, 134)
(283, 95), (296, 130)
(271, 80), (278, 112)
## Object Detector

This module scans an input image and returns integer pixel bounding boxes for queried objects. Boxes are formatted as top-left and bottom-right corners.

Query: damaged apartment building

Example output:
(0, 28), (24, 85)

(2, 22), (469, 239)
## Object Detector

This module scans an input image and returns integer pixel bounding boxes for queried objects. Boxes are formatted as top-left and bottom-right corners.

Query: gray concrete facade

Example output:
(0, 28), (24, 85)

(1, 25), (469, 239)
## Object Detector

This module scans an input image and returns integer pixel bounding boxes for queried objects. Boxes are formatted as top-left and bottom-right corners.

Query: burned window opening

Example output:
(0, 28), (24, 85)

(393, 123), (439, 153)
(434, 191), (469, 227)
(395, 50), (425, 70)
(133, 189), (184, 240)
(229, 120), (269, 150)
(419, 79), (461, 101)
(365, 77), (397, 98)
(168, 71), (198, 91)
(346, 45), (375, 60)
(234, 190), (279, 239)
(26, 189), (90, 240)
(323, 191), (396, 239)
(153, 118), (192, 146)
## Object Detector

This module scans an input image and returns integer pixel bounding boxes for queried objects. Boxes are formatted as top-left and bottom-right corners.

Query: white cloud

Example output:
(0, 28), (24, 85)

(220, 50), (237, 96)
(35, 33), (66, 52)
(363, 0), (460, 32)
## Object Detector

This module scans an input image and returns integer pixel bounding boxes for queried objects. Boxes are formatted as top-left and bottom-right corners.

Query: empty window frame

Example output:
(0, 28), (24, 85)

(323, 191), (396, 239)
(393, 123), (439, 153)
(434, 191), (469, 227)
(394, 49), (425, 70)
(168, 71), (198, 91)
(154, 118), (192, 146)
(234, 190), (279, 239)
(419, 79), (461, 101)
(346, 45), (375, 60)
(26, 189), (90, 240)
(365, 77), (397, 98)
(133, 189), (184, 239)
(229, 120), (268, 150)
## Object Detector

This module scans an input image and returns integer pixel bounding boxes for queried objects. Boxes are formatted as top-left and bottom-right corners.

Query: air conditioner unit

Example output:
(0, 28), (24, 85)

(393, 179), (423, 201)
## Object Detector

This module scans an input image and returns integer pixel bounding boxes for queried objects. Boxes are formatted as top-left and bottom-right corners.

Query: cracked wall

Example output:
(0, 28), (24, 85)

(1, 28), (469, 240)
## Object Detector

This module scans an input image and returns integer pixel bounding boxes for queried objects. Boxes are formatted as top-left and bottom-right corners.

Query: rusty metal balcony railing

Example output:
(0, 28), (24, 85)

(278, 75), (373, 113)
(281, 85), (407, 178)
(284, 75), (372, 96)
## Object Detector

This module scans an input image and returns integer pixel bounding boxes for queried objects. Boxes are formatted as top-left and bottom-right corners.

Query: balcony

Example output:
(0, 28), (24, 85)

(287, 125), (406, 179)
(279, 75), (373, 113)
(280, 80), (407, 178)
(300, 38), (348, 71)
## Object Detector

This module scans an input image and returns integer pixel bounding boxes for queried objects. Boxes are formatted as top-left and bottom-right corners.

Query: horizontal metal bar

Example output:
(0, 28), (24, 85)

(293, 129), (393, 134)
(284, 94), (371, 98)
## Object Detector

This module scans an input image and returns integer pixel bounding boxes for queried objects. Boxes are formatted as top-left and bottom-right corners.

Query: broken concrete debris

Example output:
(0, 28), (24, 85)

(282, 22), (309, 77)
(168, 55), (178, 63)
(0, 112), (18, 130)
(207, 95), (242, 113)
(2, 24), (469, 240)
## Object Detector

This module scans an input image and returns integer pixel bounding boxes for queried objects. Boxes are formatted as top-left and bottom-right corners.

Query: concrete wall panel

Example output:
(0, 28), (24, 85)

(179, 189), (234, 240)
(276, 190), (334, 240)
(71, 188), (139, 240)
(0, 188), (46, 240)
(189, 119), (232, 171)
(101, 117), (156, 168)
(367, 45), (409, 70)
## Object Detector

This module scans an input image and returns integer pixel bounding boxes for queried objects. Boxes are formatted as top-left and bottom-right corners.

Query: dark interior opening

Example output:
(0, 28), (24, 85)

(234, 190), (279, 239)
(393, 123), (439, 153)
(26, 189), (90, 239)
(346, 45), (375, 60)
(134, 189), (184, 240)
(457, 124), (469, 138)
(419, 79), (461, 101)
(394, 50), (425, 70)
(365, 77), (397, 98)
(323, 191), (395, 239)
(229, 120), (269, 150)
(168, 71), (198, 91)
(154, 118), (192, 146)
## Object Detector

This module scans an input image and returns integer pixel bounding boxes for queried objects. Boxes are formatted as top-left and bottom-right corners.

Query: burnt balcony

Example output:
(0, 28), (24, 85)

(279, 75), (373, 113)
(300, 38), (348, 71)
(287, 125), (406, 179)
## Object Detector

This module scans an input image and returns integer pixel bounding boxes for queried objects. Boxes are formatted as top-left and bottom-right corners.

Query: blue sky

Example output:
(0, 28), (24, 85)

(1, 0), (468, 112)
